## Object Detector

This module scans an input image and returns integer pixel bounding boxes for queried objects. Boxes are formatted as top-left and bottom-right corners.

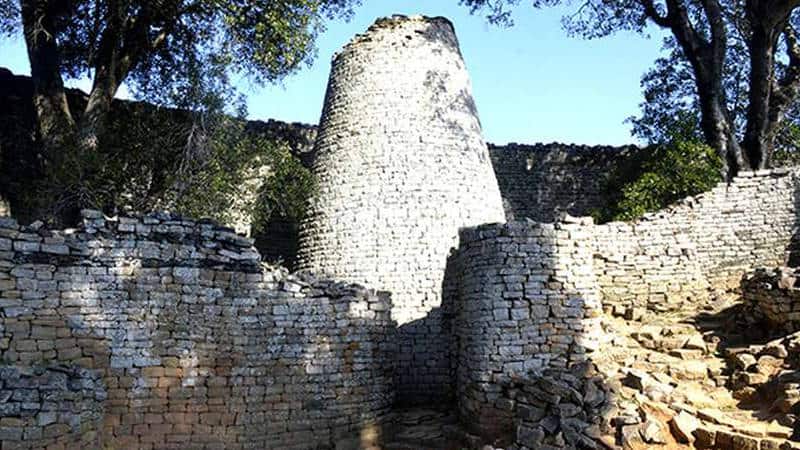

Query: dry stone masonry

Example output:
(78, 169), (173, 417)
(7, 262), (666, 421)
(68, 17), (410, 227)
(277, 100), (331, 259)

(4, 13), (800, 450)
(0, 365), (105, 449)
(742, 268), (800, 333)
(488, 143), (639, 222)
(297, 15), (506, 404)
(0, 210), (395, 449)
(594, 168), (800, 316)
(447, 220), (605, 441)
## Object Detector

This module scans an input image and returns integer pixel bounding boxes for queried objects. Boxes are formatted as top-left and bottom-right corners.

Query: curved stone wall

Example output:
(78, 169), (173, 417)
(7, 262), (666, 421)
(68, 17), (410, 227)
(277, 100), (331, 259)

(742, 268), (800, 333)
(297, 15), (506, 403)
(0, 210), (395, 449)
(594, 168), (800, 315)
(448, 221), (603, 440)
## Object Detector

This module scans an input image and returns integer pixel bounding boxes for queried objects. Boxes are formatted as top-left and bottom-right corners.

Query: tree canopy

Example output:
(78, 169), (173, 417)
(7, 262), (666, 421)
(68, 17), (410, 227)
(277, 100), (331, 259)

(462, 0), (800, 176)
(0, 0), (358, 153)
(0, 0), (356, 224)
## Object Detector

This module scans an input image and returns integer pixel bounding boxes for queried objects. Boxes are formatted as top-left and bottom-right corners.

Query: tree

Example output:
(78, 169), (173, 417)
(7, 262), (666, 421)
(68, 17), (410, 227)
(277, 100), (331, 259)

(462, 0), (800, 176)
(0, 0), (357, 157)
(593, 126), (722, 222)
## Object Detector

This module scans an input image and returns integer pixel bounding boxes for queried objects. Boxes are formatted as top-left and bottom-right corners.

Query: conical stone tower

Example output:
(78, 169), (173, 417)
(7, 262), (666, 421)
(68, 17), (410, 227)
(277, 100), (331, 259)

(297, 15), (506, 403)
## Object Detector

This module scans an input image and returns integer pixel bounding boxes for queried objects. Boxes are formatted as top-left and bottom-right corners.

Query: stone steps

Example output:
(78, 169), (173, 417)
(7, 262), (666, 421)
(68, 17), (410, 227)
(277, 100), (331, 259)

(599, 300), (799, 450)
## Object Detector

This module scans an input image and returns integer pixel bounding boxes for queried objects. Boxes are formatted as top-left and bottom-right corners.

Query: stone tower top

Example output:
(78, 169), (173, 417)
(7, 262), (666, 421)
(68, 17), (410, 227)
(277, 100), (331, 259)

(333, 14), (460, 62)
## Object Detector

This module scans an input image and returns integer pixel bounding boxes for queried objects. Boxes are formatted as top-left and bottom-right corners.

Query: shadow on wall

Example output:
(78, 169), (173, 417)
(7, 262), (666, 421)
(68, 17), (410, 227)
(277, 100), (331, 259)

(254, 216), (300, 270)
(395, 306), (454, 407)
(487, 144), (640, 223)
(393, 251), (463, 407)
(786, 181), (800, 267)
(0, 211), (396, 449)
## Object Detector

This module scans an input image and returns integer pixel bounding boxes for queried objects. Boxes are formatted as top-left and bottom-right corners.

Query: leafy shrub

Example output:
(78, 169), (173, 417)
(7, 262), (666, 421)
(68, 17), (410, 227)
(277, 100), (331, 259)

(595, 137), (723, 222)
(773, 123), (800, 167)
(19, 98), (314, 236)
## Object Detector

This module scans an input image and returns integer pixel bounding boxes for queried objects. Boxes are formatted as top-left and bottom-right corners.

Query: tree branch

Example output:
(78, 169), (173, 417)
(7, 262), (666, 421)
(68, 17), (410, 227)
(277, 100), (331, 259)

(783, 22), (800, 82)
(772, 23), (800, 116)
(700, 0), (726, 67)
(20, 0), (76, 152)
(665, 0), (707, 58)
(639, 0), (672, 28)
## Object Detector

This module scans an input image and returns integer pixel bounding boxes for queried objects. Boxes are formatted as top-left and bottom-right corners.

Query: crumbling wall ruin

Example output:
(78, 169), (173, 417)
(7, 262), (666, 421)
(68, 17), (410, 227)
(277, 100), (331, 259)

(448, 221), (604, 440)
(442, 169), (800, 444)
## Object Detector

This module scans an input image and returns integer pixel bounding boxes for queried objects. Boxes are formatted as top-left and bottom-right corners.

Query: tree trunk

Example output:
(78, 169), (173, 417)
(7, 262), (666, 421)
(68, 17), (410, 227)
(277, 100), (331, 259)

(742, 14), (782, 169)
(20, 0), (75, 156)
(685, 46), (744, 176)
(697, 88), (745, 176)
(78, 69), (120, 153)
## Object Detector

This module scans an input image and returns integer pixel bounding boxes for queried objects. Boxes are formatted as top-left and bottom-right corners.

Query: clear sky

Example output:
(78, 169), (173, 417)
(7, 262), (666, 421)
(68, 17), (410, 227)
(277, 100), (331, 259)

(0, 1), (668, 146)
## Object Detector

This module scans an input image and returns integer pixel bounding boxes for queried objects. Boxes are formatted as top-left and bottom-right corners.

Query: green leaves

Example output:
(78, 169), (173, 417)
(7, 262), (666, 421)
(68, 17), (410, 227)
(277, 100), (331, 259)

(0, 0), (19, 37)
(598, 134), (723, 222)
(8, 0), (358, 109)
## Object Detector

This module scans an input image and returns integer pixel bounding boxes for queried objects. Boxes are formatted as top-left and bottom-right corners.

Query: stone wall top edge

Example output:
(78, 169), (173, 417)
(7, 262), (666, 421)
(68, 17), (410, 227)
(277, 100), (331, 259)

(598, 166), (800, 229)
(0, 208), (255, 250)
(458, 218), (594, 243)
(488, 142), (639, 153)
(0, 209), (385, 301)
(331, 14), (456, 62)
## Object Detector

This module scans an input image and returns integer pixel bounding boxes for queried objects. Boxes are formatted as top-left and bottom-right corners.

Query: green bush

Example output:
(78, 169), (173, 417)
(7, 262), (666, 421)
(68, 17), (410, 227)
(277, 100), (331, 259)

(595, 137), (723, 222)
(21, 101), (315, 234)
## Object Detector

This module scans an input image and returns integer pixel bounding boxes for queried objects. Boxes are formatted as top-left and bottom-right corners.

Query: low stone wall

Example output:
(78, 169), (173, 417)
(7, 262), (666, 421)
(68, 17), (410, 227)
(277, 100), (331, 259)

(0, 365), (105, 449)
(0, 210), (396, 449)
(448, 168), (800, 441)
(742, 268), (800, 333)
(594, 169), (800, 315)
(450, 220), (604, 440)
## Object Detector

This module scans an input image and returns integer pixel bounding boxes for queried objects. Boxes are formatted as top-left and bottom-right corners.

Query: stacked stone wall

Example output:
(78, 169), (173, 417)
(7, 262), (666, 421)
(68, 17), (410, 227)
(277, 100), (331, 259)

(447, 169), (800, 441)
(488, 143), (639, 222)
(741, 268), (800, 333)
(0, 210), (395, 449)
(0, 365), (105, 449)
(297, 15), (506, 405)
(449, 220), (603, 440)
(594, 169), (800, 314)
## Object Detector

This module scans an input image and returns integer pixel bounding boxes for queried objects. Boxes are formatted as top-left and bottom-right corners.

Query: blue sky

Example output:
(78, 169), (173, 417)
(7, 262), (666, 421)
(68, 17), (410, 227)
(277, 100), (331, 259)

(0, 1), (668, 146)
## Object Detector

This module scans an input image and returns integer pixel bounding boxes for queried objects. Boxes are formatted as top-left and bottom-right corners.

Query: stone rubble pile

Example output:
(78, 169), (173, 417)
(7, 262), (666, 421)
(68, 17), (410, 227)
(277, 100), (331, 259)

(726, 331), (800, 423)
(588, 303), (799, 450)
(470, 289), (800, 450)
(506, 363), (616, 450)
(742, 268), (800, 333)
